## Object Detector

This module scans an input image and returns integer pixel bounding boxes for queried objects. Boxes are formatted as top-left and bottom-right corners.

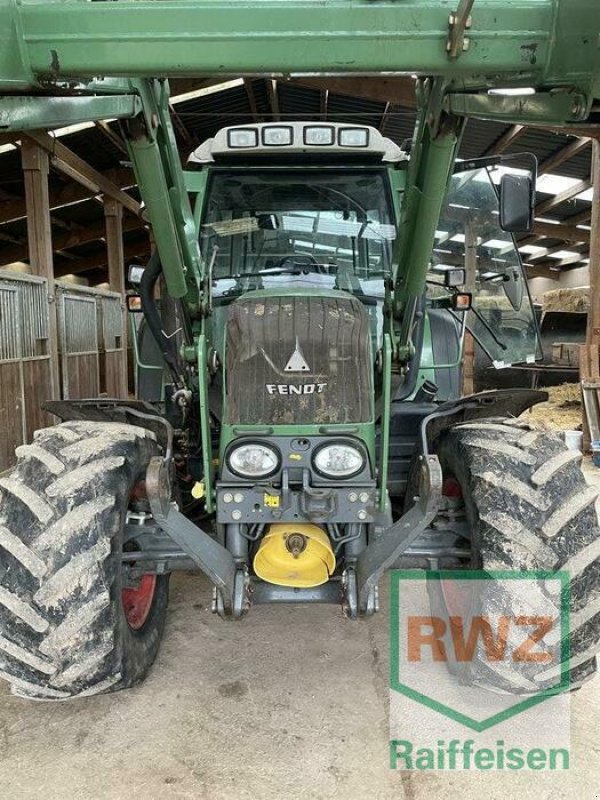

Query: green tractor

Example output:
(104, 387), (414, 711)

(1, 117), (598, 700)
(0, 0), (599, 701)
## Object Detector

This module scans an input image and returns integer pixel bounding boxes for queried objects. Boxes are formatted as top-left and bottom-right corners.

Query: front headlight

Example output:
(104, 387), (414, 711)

(313, 443), (365, 479)
(228, 443), (280, 479)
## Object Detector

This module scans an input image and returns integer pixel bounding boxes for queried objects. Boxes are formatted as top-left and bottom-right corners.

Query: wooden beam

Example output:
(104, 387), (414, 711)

(535, 252), (588, 269)
(568, 207), (592, 226)
(535, 178), (591, 216)
(379, 102), (392, 134)
(483, 124), (525, 156)
(320, 89), (328, 121)
(523, 122), (600, 139)
(95, 121), (128, 156)
(0, 165), (134, 226)
(24, 132), (141, 216)
(587, 139), (600, 349)
(105, 199), (128, 397)
(527, 242), (588, 262)
(244, 79), (261, 122)
(105, 200), (125, 294)
(538, 137), (591, 175)
(267, 79), (280, 121)
(532, 220), (590, 244)
(169, 77), (234, 97)
(0, 230), (25, 245)
(21, 139), (60, 399)
(168, 104), (193, 150)
(525, 265), (561, 281)
(0, 215), (142, 266)
(54, 237), (151, 278)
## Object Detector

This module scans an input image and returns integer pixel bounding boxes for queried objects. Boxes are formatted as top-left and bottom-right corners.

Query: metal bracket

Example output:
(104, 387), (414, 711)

(0, 94), (141, 132)
(447, 0), (474, 59)
(444, 89), (590, 124)
(145, 456), (237, 612)
(356, 454), (443, 612)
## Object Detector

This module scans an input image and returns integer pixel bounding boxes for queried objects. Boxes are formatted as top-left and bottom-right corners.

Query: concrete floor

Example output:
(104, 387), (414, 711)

(0, 571), (598, 800)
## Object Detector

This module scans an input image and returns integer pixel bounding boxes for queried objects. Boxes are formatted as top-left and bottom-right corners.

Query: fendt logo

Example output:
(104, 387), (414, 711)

(389, 571), (571, 772)
(266, 383), (327, 395)
(407, 614), (554, 664)
(284, 338), (311, 372)
(263, 337), (328, 395)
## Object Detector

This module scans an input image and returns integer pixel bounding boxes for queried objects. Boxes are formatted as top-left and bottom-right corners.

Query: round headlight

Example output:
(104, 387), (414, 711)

(228, 443), (280, 479)
(313, 443), (365, 479)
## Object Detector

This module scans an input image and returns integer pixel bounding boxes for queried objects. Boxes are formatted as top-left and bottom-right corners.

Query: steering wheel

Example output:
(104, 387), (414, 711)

(273, 254), (327, 274)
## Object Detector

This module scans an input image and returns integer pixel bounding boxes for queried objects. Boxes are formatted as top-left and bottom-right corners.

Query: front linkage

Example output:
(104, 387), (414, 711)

(46, 388), (547, 619)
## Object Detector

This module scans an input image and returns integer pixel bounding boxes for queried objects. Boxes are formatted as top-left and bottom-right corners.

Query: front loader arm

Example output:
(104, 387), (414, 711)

(390, 81), (464, 362)
(125, 79), (204, 308)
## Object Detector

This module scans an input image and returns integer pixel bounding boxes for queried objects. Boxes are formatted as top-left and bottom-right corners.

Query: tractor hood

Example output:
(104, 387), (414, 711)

(224, 291), (373, 425)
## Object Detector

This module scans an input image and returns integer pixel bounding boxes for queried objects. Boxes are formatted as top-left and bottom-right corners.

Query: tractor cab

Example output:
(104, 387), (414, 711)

(163, 122), (541, 595)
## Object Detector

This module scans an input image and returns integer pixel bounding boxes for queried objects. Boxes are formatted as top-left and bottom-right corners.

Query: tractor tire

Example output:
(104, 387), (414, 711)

(429, 417), (600, 693)
(0, 421), (169, 700)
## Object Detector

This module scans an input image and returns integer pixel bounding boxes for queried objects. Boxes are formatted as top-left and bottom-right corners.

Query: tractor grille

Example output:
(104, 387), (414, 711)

(225, 294), (373, 425)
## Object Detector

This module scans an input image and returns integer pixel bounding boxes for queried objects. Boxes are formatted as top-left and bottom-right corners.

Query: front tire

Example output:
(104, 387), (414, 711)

(429, 418), (600, 693)
(0, 421), (169, 700)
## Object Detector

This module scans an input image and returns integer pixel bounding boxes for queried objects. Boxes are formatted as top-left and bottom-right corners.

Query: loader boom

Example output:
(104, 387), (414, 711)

(1, 0), (600, 349)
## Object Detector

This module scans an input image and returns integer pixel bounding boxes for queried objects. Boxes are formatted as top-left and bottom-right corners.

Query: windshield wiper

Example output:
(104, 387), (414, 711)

(468, 305), (508, 352)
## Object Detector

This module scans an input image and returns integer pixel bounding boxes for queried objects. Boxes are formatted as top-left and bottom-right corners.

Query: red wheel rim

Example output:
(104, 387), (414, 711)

(442, 477), (462, 499)
(122, 574), (157, 630)
(441, 579), (473, 616)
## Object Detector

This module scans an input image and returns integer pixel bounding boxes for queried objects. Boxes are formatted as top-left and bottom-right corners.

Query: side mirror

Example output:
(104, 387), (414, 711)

(499, 173), (534, 233)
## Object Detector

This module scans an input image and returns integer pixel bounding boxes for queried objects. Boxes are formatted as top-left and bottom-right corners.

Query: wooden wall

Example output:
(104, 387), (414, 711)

(0, 275), (126, 473)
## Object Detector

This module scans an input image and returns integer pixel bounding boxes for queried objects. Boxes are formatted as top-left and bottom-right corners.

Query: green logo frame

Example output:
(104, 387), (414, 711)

(389, 569), (571, 732)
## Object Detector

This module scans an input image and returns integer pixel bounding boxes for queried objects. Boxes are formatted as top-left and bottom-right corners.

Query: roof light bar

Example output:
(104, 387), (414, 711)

(262, 126), (293, 146)
(227, 128), (258, 148)
(304, 126), (335, 145)
(338, 127), (369, 147)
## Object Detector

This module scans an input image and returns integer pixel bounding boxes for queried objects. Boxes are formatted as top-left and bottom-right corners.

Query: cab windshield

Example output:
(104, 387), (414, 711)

(200, 169), (395, 300)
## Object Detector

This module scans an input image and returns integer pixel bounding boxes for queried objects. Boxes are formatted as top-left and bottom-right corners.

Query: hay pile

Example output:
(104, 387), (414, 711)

(522, 382), (582, 430)
(542, 286), (589, 314)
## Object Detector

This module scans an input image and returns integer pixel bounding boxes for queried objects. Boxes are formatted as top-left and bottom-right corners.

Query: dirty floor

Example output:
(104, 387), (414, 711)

(0, 568), (598, 799)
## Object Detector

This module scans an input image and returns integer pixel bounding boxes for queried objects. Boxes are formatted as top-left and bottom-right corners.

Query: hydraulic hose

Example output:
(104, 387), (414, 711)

(139, 250), (183, 388)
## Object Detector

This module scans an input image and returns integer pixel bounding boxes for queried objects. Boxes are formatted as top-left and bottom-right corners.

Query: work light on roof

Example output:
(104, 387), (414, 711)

(262, 126), (293, 146)
(227, 128), (258, 148)
(339, 127), (369, 147)
(304, 126), (335, 146)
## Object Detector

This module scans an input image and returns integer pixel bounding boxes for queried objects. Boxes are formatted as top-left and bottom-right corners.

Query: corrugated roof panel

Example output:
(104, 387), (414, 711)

(58, 127), (125, 172)
(326, 92), (385, 129)
(278, 84), (321, 120)
(381, 107), (416, 146)
(459, 118), (507, 159)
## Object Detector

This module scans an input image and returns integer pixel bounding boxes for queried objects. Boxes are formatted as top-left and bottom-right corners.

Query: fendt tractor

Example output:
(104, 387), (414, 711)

(0, 0), (599, 700)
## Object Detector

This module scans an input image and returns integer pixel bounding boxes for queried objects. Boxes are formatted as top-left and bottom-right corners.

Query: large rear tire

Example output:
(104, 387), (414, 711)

(430, 417), (600, 693)
(0, 421), (169, 700)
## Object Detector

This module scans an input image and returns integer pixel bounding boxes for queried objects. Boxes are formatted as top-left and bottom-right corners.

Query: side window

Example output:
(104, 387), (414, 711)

(430, 166), (540, 366)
